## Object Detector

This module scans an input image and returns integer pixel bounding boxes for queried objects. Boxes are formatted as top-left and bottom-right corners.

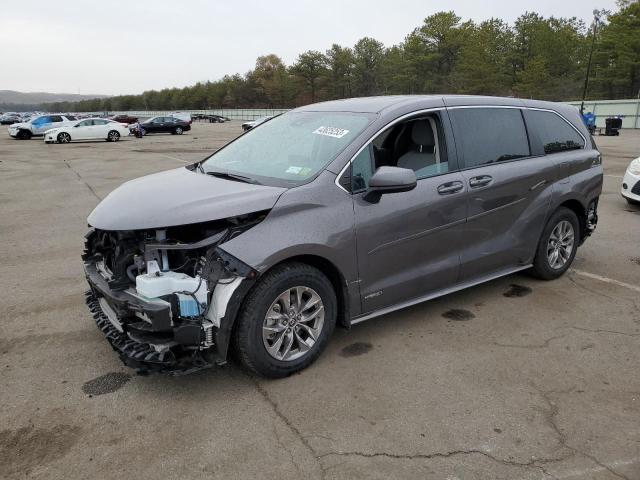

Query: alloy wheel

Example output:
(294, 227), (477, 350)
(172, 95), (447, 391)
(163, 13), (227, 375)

(108, 131), (120, 141)
(58, 133), (70, 144)
(547, 220), (574, 269)
(262, 286), (325, 362)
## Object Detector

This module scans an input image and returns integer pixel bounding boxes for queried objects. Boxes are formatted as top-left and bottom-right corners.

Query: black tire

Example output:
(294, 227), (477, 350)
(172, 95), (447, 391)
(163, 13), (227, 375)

(234, 263), (337, 378)
(174, 126), (183, 135)
(17, 130), (32, 140)
(107, 130), (120, 142)
(57, 132), (71, 144)
(529, 207), (580, 280)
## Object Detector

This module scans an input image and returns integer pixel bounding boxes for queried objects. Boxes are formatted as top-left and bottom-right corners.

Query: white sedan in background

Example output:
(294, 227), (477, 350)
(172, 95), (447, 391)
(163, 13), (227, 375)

(44, 118), (130, 144)
(621, 157), (640, 205)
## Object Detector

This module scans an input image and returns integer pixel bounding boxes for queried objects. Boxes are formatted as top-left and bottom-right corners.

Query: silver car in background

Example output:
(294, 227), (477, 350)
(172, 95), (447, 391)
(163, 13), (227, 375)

(83, 95), (602, 377)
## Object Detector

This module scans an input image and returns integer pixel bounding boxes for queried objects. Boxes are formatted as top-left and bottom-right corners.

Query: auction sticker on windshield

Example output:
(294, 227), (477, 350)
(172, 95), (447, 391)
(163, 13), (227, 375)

(313, 126), (350, 139)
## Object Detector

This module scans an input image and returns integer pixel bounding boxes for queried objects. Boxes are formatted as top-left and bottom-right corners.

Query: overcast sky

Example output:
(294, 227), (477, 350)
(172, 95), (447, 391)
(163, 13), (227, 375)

(0, 0), (618, 96)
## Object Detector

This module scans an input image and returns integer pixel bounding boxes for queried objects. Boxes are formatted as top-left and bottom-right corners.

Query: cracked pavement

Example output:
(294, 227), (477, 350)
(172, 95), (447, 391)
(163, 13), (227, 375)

(0, 124), (638, 479)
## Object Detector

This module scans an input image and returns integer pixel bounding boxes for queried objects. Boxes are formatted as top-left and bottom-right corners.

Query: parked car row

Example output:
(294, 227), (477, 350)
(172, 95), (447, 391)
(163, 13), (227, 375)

(6, 111), (197, 142)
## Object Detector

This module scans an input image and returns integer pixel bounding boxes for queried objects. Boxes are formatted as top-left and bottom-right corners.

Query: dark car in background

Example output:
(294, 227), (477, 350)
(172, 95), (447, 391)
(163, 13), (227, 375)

(83, 95), (602, 378)
(110, 114), (138, 125)
(0, 113), (22, 125)
(133, 116), (191, 135)
(192, 113), (229, 123)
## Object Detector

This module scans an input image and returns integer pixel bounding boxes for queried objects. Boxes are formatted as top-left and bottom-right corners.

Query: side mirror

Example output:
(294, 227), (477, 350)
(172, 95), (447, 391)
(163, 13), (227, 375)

(365, 166), (417, 201)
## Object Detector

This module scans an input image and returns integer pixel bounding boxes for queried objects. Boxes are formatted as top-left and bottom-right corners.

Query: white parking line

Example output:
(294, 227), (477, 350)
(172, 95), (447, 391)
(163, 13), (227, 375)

(155, 153), (190, 163)
(604, 174), (623, 178)
(552, 458), (639, 479)
(571, 269), (640, 293)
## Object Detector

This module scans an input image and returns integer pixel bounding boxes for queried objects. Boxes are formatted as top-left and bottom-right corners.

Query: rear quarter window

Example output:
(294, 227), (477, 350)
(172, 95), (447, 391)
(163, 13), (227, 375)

(525, 110), (585, 154)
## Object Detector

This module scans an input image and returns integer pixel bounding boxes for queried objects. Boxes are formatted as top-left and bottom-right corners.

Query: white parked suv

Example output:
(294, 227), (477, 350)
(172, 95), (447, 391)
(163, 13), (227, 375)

(621, 157), (640, 205)
(8, 114), (77, 140)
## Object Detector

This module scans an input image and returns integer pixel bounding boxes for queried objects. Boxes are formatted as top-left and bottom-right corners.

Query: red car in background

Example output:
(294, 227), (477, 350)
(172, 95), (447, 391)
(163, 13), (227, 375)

(109, 114), (138, 125)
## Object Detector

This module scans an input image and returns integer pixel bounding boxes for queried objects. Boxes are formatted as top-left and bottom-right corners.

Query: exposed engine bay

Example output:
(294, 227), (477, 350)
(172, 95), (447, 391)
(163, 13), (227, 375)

(82, 212), (266, 375)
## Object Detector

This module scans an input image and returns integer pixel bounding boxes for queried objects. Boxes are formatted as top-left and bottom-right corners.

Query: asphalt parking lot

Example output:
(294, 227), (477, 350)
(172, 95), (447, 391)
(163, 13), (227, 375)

(1, 122), (639, 480)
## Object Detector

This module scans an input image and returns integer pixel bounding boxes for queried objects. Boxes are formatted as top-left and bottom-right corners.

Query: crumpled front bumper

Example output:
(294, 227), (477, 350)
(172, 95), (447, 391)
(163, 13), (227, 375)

(84, 262), (216, 375)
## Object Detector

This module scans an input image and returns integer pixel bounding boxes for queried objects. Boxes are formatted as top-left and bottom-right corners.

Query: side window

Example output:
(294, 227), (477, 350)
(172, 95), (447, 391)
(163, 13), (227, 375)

(525, 110), (585, 154)
(49, 115), (63, 123)
(77, 120), (92, 127)
(351, 146), (375, 192)
(394, 117), (449, 178)
(33, 116), (51, 125)
(343, 113), (452, 192)
(93, 119), (107, 125)
(449, 108), (530, 168)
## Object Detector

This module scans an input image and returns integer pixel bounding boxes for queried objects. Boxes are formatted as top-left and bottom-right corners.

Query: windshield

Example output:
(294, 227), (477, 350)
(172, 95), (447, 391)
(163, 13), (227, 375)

(202, 111), (373, 186)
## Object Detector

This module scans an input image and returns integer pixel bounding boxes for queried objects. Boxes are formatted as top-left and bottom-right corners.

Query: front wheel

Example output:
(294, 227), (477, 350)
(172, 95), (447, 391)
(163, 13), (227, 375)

(17, 130), (32, 140)
(234, 263), (337, 378)
(530, 207), (579, 280)
(174, 126), (183, 135)
(107, 130), (120, 142)
(57, 132), (71, 144)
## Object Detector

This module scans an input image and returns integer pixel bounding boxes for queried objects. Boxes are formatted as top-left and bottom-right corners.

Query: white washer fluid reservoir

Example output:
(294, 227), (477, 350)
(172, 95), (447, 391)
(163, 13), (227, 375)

(136, 271), (208, 316)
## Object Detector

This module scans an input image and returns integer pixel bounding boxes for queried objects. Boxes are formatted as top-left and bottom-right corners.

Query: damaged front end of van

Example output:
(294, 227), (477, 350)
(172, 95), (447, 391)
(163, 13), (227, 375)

(82, 166), (285, 375)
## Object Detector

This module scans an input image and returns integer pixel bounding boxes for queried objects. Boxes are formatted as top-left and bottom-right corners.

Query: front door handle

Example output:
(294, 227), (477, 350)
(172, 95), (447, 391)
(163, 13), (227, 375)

(437, 181), (464, 195)
(469, 175), (493, 188)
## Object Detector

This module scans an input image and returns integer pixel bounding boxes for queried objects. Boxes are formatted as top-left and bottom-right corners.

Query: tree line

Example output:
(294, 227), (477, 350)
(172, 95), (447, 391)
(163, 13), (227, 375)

(46, 2), (640, 113)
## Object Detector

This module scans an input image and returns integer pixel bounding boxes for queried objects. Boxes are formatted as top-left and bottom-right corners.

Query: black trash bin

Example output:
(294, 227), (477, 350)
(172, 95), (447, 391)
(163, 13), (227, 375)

(605, 117), (622, 136)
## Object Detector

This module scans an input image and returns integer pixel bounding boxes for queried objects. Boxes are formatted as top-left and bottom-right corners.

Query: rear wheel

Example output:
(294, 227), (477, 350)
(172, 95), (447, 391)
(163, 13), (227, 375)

(530, 207), (579, 280)
(234, 263), (336, 378)
(57, 132), (71, 144)
(174, 126), (183, 135)
(107, 130), (120, 142)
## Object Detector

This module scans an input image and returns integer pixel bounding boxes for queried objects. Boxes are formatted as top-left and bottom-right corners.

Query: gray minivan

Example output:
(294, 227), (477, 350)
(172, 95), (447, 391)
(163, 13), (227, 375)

(83, 96), (602, 377)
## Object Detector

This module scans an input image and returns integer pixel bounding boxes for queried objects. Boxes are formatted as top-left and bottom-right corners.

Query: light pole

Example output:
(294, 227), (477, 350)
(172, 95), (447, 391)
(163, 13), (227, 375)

(580, 10), (602, 115)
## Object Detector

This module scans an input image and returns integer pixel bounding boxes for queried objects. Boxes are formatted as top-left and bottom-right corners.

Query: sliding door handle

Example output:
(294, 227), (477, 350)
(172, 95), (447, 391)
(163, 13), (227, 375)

(437, 181), (464, 195)
(469, 175), (493, 188)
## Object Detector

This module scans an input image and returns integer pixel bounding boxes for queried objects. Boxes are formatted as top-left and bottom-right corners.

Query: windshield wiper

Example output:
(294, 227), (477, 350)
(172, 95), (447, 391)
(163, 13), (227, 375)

(205, 170), (261, 185)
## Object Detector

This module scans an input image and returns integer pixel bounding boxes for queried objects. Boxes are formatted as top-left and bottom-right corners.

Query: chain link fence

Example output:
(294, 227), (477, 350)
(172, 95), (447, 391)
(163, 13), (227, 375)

(99, 99), (640, 128)
(106, 109), (290, 121)
(563, 98), (640, 128)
